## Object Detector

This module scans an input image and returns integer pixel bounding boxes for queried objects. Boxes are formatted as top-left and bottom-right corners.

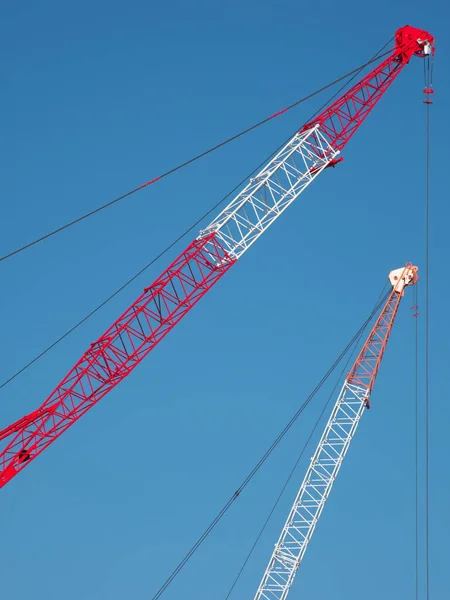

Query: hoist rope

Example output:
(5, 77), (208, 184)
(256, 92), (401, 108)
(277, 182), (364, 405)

(424, 61), (431, 600)
(0, 49), (394, 265)
(415, 53), (432, 600)
(414, 282), (419, 600)
(149, 289), (391, 600)
(0, 40), (393, 394)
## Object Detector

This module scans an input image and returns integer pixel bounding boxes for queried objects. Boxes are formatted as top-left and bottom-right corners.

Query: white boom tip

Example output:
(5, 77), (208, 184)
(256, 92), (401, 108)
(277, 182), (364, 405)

(389, 265), (418, 294)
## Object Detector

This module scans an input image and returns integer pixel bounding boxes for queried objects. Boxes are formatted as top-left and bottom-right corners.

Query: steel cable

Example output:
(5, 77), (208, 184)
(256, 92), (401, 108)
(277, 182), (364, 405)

(0, 50), (394, 264)
(150, 290), (390, 600)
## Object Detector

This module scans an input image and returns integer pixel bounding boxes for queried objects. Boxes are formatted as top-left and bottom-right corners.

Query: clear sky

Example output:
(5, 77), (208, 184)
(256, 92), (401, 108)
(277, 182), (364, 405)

(1, 1), (449, 599)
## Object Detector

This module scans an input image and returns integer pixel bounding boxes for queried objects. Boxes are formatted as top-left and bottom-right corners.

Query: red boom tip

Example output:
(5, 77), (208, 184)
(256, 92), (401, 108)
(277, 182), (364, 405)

(395, 25), (435, 61)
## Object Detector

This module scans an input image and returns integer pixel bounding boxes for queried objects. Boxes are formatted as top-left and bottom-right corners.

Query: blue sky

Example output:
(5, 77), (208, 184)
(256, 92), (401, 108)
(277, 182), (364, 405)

(1, 1), (449, 599)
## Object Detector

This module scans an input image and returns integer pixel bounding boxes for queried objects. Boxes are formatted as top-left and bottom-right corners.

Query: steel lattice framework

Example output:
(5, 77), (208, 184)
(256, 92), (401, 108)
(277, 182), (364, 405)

(0, 25), (433, 489)
(253, 266), (418, 600)
(199, 126), (337, 258)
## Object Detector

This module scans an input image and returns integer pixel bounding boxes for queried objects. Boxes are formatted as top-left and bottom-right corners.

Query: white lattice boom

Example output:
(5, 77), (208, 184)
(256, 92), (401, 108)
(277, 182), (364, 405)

(199, 126), (338, 260)
(254, 381), (366, 600)
(253, 265), (418, 600)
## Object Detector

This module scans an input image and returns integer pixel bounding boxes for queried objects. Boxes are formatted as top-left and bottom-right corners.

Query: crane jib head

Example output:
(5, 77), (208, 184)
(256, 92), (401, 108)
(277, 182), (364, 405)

(395, 25), (435, 62)
(389, 264), (419, 295)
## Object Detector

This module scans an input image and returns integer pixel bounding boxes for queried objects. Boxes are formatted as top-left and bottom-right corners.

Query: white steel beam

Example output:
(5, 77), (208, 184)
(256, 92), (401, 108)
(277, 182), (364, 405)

(198, 125), (339, 261)
(253, 381), (367, 600)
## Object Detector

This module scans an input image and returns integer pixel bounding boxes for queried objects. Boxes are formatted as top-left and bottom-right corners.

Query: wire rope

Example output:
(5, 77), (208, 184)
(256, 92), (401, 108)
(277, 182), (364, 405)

(0, 50), (394, 264)
(149, 290), (390, 600)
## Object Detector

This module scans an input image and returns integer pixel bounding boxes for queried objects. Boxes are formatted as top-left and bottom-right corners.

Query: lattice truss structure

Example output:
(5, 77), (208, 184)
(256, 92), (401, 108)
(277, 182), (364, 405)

(254, 380), (367, 600)
(0, 127), (338, 487)
(0, 235), (234, 481)
(199, 126), (337, 259)
(253, 266), (418, 600)
(0, 26), (433, 490)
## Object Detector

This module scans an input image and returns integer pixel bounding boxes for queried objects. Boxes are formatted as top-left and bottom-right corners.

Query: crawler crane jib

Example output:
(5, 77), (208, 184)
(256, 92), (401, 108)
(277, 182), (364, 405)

(253, 264), (418, 600)
(0, 24), (433, 489)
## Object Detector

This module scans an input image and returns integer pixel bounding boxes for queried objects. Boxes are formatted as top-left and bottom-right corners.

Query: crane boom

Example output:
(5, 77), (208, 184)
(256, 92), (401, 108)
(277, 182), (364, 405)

(0, 26), (433, 489)
(253, 265), (418, 600)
